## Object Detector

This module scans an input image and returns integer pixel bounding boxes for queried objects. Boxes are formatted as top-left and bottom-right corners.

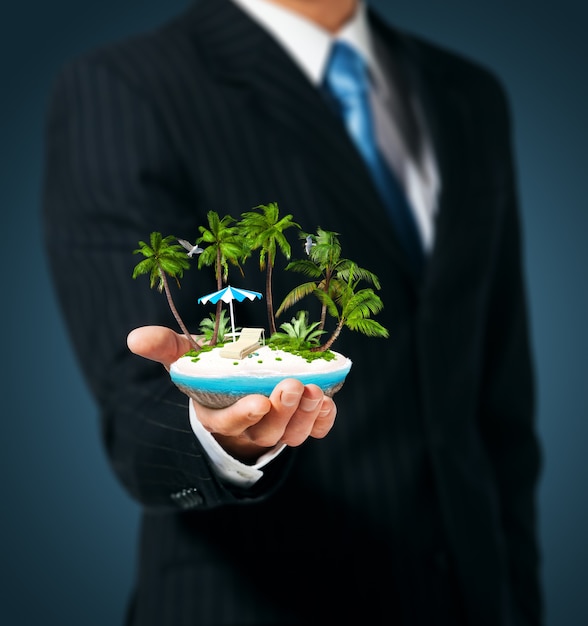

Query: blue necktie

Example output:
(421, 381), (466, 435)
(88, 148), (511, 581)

(324, 41), (424, 275)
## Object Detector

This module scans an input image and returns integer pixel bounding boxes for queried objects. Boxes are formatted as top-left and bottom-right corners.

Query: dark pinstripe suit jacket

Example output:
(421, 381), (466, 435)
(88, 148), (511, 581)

(42, 0), (542, 624)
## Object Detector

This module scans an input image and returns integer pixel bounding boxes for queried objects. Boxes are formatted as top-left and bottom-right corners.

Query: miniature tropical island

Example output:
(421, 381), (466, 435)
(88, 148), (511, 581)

(132, 202), (389, 408)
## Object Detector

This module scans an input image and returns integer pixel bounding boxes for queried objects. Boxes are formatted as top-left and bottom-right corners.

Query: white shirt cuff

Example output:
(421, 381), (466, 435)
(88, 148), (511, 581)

(189, 400), (286, 488)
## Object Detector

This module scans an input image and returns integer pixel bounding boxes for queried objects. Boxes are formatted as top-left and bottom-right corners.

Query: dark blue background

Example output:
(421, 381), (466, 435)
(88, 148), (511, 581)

(2, 1), (586, 624)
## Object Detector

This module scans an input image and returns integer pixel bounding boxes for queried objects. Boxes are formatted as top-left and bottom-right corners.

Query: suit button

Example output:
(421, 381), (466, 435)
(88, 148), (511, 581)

(170, 487), (204, 509)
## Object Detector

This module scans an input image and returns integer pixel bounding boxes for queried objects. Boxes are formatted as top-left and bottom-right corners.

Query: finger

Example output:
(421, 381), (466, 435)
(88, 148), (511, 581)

(194, 393), (272, 437)
(127, 325), (193, 367)
(244, 378), (307, 447)
(279, 383), (325, 447)
(309, 395), (337, 439)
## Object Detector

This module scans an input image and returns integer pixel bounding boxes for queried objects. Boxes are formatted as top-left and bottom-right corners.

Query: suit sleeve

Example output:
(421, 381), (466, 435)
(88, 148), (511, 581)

(42, 54), (292, 512)
(477, 78), (543, 625)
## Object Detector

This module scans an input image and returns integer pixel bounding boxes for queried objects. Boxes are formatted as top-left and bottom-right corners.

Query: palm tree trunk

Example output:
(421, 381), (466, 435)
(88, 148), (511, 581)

(311, 318), (344, 352)
(319, 304), (328, 331)
(211, 248), (223, 345)
(212, 301), (223, 345)
(162, 271), (200, 352)
(266, 262), (276, 336)
(318, 274), (331, 331)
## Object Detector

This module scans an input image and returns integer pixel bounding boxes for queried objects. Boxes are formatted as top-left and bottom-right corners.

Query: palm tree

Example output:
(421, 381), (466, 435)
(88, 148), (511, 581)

(277, 228), (381, 330)
(237, 202), (299, 335)
(196, 211), (246, 345)
(132, 232), (200, 352)
(310, 264), (389, 352)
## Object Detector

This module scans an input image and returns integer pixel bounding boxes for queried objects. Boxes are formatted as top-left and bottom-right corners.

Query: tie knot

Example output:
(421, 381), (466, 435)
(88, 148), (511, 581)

(324, 41), (369, 98)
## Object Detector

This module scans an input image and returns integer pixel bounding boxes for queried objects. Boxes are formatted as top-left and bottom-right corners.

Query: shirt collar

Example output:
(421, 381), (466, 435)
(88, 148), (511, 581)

(230, 0), (383, 90)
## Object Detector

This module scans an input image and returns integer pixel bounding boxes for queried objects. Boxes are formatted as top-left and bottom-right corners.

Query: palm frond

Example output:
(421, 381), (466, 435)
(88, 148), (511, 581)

(149, 231), (163, 249)
(285, 258), (324, 278)
(313, 289), (340, 319)
(276, 282), (318, 317)
(132, 257), (155, 279)
(133, 242), (155, 257)
(344, 318), (389, 338)
(336, 265), (381, 289)
(342, 289), (384, 318)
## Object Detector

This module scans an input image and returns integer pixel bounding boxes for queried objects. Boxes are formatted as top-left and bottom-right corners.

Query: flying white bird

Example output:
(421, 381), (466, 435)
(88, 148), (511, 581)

(178, 239), (204, 257)
(304, 235), (316, 256)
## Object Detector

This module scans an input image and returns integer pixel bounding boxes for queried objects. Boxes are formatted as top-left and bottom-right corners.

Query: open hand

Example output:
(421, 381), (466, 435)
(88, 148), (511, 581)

(127, 326), (337, 461)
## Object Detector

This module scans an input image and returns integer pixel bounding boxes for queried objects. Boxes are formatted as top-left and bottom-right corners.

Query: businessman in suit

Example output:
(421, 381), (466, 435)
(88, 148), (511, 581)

(42, 0), (543, 624)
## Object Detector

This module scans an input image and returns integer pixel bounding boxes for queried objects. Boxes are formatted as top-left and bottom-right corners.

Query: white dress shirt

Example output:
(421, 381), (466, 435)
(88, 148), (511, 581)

(192, 0), (441, 487)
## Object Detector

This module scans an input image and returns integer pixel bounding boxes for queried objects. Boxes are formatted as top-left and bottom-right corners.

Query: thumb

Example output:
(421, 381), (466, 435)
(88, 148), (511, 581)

(127, 325), (194, 367)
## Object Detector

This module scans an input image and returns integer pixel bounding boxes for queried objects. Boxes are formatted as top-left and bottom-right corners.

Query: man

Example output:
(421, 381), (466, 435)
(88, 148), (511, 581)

(43, 0), (543, 623)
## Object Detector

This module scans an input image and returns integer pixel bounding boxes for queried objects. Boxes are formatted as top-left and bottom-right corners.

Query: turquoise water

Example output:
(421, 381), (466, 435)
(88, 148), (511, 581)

(170, 363), (352, 396)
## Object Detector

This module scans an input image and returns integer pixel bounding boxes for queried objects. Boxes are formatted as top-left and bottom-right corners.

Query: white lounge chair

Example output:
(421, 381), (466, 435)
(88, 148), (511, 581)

(219, 328), (265, 360)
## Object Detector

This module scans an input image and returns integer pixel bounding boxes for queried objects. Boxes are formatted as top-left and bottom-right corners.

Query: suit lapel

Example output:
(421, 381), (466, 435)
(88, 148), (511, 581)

(399, 45), (470, 254)
(371, 15), (474, 291)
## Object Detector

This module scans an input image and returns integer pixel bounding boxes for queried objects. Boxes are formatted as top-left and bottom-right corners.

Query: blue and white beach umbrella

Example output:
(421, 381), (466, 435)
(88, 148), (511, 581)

(198, 285), (263, 341)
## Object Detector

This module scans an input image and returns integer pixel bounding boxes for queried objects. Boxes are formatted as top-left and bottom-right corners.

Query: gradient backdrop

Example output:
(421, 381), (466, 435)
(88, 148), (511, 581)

(1, 1), (586, 624)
